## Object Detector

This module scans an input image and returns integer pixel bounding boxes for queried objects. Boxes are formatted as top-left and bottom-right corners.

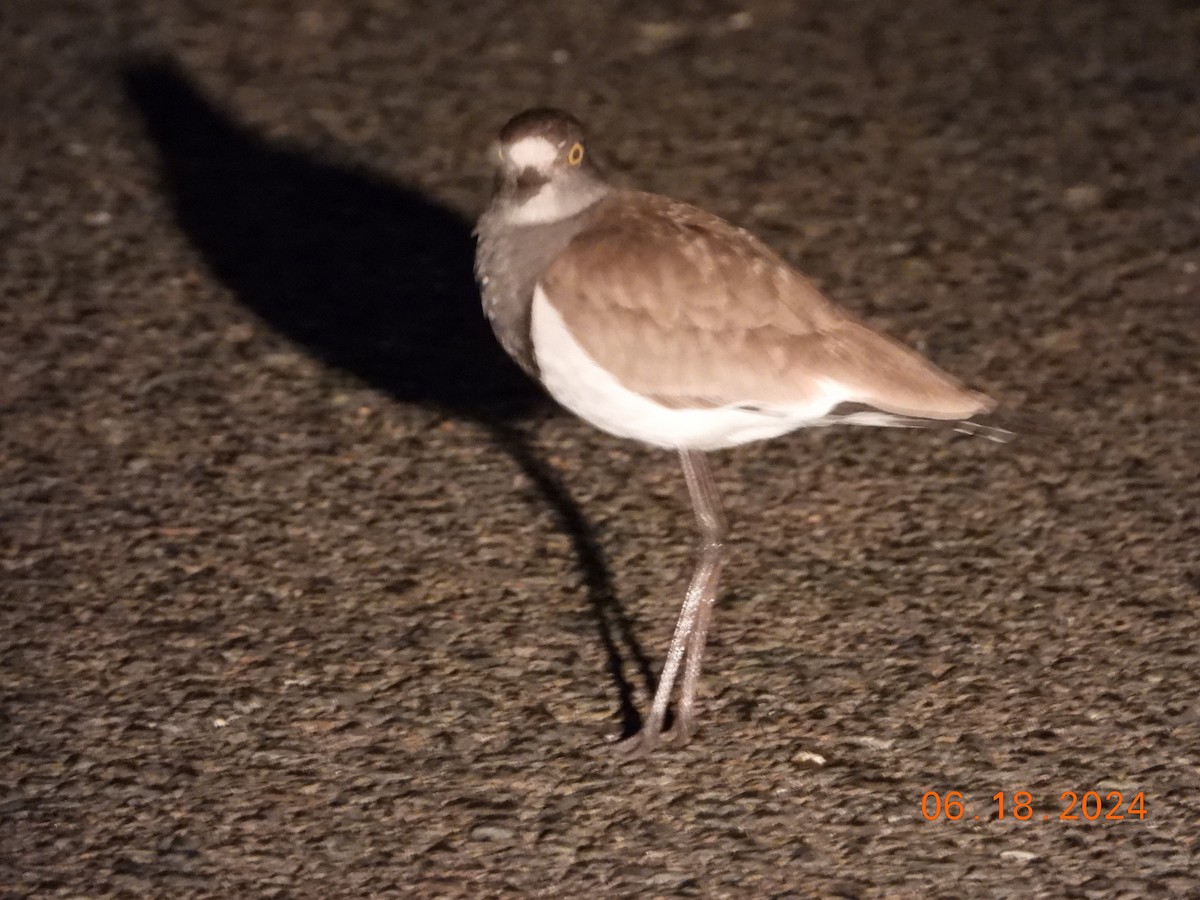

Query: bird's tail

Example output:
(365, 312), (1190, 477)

(942, 407), (1066, 444)
(824, 400), (1067, 446)
(949, 417), (1014, 443)
(851, 406), (1062, 445)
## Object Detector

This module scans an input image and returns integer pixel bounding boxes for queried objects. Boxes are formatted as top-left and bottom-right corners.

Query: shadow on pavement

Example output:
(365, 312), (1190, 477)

(122, 60), (528, 418)
(121, 58), (654, 738)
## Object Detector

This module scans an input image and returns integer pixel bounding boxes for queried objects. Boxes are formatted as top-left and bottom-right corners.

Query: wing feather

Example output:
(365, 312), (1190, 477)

(540, 191), (992, 420)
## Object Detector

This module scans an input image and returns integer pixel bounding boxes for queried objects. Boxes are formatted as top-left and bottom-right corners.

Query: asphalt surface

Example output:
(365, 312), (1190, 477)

(4, 1), (1199, 897)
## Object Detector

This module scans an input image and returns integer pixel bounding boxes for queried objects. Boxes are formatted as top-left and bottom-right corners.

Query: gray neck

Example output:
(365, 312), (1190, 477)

(475, 184), (612, 378)
(493, 175), (612, 227)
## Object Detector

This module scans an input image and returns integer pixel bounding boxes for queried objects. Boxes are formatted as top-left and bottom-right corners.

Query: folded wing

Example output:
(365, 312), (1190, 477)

(539, 191), (992, 420)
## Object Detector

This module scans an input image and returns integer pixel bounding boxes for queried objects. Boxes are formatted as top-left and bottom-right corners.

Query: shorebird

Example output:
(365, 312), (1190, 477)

(475, 108), (1002, 756)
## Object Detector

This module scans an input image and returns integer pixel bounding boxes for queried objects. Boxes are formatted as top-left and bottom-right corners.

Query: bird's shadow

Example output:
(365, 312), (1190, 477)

(121, 57), (654, 738)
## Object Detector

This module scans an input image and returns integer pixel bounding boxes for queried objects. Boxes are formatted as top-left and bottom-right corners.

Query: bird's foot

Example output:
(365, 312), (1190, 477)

(663, 713), (696, 747)
(611, 728), (663, 760)
(610, 714), (696, 760)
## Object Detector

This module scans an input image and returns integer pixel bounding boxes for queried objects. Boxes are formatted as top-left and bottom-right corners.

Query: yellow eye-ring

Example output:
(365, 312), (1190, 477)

(567, 142), (585, 166)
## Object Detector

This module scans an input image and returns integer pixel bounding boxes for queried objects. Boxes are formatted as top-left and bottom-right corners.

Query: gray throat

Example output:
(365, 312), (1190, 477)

(475, 187), (612, 379)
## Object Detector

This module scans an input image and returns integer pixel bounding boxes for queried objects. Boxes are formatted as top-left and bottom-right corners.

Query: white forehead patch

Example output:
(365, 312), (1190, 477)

(506, 136), (559, 169)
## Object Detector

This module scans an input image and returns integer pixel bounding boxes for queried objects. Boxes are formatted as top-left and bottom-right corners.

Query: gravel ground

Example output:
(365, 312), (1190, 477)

(4, 1), (1199, 897)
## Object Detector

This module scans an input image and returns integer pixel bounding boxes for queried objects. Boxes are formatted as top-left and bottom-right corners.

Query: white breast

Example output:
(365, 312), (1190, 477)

(530, 286), (846, 451)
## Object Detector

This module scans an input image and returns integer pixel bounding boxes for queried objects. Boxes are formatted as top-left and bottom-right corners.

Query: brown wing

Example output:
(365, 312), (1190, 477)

(539, 191), (992, 420)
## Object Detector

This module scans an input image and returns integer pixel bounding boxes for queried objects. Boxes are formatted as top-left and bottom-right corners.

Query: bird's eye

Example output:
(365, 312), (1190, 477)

(567, 142), (585, 166)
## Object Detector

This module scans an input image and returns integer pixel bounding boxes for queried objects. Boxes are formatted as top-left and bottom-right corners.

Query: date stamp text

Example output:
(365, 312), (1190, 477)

(921, 790), (1147, 822)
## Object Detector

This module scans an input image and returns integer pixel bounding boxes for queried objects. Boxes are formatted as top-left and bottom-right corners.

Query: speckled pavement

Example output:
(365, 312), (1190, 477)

(3, 1), (1198, 896)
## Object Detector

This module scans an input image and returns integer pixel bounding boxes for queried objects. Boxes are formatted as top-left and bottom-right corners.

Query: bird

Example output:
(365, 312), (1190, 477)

(474, 108), (1004, 757)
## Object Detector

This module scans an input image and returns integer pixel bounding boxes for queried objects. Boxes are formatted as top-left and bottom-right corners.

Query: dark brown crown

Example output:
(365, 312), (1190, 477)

(498, 108), (586, 148)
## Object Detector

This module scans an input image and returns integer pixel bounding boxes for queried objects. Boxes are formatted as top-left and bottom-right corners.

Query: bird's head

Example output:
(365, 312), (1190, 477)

(489, 108), (608, 223)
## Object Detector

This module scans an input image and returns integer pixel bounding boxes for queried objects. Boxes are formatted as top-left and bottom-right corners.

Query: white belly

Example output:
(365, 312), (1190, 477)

(530, 286), (842, 451)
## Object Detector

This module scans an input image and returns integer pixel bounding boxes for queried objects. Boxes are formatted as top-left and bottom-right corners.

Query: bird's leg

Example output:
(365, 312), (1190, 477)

(669, 449), (726, 745)
(615, 449), (725, 758)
